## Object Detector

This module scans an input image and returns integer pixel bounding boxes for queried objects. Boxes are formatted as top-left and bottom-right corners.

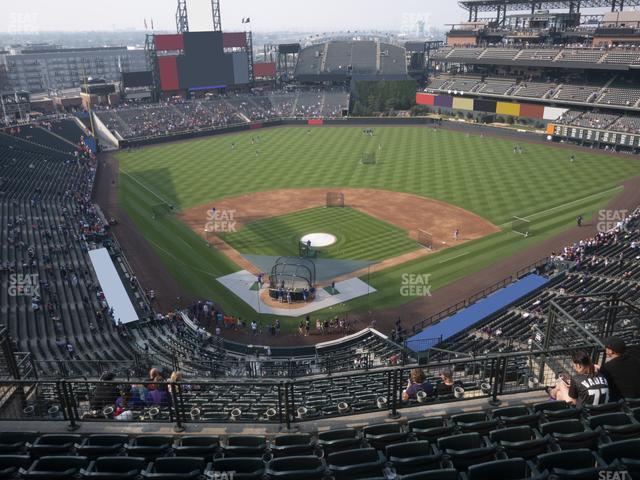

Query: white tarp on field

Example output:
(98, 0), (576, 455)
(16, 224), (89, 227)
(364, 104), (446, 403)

(89, 247), (139, 324)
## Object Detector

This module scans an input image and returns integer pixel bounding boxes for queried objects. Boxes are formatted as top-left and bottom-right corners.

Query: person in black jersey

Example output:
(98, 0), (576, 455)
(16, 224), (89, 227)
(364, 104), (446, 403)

(547, 350), (609, 407)
(600, 337), (640, 401)
(567, 350), (609, 407)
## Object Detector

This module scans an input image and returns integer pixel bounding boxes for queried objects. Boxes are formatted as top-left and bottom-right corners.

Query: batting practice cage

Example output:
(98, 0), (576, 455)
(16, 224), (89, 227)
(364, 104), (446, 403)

(512, 216), (532, 237)
(268, 256), (317, 302)
(417, 230), (433, 250)
(326, 192), (345, 208)
(361, 152), (377, 165)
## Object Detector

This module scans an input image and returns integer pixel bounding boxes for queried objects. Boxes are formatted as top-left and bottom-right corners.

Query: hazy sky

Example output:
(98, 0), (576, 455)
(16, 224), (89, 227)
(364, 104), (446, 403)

(1, 0), (464, 33)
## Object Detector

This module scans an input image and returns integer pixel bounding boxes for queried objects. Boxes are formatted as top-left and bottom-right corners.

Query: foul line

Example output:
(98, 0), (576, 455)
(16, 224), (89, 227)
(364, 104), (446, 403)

(119, 168), (175, 207)
(499, 185), (622, 227)
(438, 252), (470, 264)
(146, 237), (217, 278)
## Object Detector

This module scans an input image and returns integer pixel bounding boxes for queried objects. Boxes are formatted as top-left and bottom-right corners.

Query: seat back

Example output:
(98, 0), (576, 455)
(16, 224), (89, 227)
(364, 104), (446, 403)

(588, 412), (631, 429)
(93, 456), (146, 473)
(135, 435), (173, 447)
(540, 419), (584, 436)
(438, 432), (482, 451)
(386, 441), (431, 459)
(537, 448), (596, 471)
(85, 434), (129, 447)
(363, 423), (401, 436)
(489, 426), (533, 443)
(468, 458), (527, 480)
(153, 457), (205, 474)
(212, 457), (265, 476)
(599, 439), (640, 464)
(401, 469), (459, 480)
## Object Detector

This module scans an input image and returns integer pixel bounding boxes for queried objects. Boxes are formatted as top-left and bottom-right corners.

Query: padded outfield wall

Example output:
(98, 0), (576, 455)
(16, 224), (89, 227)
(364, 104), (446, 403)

(416, 93), (568, 122)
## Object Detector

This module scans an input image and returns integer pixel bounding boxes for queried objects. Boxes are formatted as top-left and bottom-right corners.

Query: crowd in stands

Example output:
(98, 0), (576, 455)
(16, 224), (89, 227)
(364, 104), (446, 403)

(0, 121), (144, 379)
(557, 110), (640, 135)
(95, 89), (350, 140)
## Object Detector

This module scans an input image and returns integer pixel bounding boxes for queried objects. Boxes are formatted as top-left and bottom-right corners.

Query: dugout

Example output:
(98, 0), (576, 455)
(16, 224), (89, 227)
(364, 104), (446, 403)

(268, 256), (317, 302)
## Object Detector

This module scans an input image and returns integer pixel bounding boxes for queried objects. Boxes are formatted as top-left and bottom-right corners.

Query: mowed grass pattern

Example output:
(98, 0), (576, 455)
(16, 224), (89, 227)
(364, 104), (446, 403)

(118, 126), (640, 224)
(116, 126), (640, 324)
(219, 207), (419, 261)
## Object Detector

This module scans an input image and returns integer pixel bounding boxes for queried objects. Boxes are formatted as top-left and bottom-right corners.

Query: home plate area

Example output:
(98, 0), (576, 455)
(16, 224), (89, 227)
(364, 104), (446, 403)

(217, 270), (375, 317)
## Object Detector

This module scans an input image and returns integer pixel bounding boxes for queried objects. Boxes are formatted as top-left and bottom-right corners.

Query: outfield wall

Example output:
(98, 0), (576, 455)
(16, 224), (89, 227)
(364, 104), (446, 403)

(118, 117), (441, 148)
(416, 93), (568, 122)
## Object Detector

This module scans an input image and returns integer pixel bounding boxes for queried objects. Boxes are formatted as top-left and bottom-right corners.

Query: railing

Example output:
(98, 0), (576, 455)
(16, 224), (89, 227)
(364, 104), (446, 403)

(0, 346), (596, 430)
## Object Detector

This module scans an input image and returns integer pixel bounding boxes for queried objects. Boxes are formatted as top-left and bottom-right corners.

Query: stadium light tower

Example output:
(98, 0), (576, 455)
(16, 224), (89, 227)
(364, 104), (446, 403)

(212, 0), (222, 31)
(176, 0), (189, 34)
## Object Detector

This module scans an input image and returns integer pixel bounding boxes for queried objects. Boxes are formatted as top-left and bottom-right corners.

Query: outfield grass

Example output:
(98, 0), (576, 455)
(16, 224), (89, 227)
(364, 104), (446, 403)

(219, 207), (419, 261)
(117, 126), (640, 327)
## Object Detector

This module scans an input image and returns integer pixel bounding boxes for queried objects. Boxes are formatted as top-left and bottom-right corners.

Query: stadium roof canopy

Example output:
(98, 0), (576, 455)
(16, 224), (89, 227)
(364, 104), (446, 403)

(459, 0), (640, 12)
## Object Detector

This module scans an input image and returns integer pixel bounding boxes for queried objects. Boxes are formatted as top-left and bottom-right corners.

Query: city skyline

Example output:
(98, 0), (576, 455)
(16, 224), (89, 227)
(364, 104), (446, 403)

(1, 0), (461, 34)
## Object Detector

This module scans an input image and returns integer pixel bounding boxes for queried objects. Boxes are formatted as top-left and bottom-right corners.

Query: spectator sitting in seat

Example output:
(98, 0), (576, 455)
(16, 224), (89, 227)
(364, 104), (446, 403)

(549, 350), (609, 407)
(90, 371), (120, 410)
(402, 368), (434, 401)
(435, 369), (463, 397)
(600, 336), (640, 401)
(146, 377), (171, 407)
(115, 384), (144, 413)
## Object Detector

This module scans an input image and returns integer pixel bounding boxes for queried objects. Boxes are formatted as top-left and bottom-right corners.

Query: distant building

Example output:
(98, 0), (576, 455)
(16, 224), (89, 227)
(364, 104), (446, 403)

(0, 44), (148, 94)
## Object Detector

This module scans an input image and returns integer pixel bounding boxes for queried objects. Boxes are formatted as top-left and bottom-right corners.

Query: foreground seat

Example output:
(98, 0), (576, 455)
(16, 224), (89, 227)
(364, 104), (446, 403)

(599, 438), (640, 477)
(533, 400), (580, 420)
(536, 449), (605, 480)
(451, 412), (499, 436)
(539, 419), (599, 450)
(124, 435), (173, 461)
(386, 441), (442, 475)
(29, 434), (82, 458)
(489, 426), (549, 459)
(363, 423), (408, 450)
(407, 417), (454, 443)
(265, 455), (325, 480)
(491, 406), (539, 428)
(437, 433), (496, 471)
(327, 447), (385, 479)
(141, 456), (206, 480)
(20, 455), (88, 480)
(587, 413), (640, 441)
(173, 436), (219, 460)
(211, 457), (264, 480)
(0, 432), (39, 454)
(467, 458), (529, 480)
(400, 469), (460, 480)
(270, 434), (315, 457)
(0, 455), (31, 479)
(221, 435), (267, 458)
(75, 434), (128, 458)
(317, 428), (360, 454)
(80, 456), (146, 479)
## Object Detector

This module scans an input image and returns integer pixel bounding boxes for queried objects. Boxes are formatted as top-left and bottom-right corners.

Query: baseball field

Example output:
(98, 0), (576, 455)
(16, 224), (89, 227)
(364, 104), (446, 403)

(116, 125), (640, 327)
